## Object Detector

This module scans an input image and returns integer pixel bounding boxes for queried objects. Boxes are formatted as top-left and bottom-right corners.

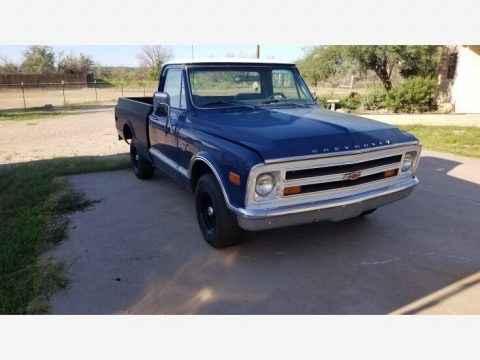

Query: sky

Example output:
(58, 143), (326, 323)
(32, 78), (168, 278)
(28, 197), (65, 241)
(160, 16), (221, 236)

(0, 45), (308, 66)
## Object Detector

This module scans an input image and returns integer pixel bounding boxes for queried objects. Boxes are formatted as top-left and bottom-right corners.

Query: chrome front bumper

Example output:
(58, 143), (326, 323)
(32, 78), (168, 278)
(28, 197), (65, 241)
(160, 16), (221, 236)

(234, 177), (418, 231)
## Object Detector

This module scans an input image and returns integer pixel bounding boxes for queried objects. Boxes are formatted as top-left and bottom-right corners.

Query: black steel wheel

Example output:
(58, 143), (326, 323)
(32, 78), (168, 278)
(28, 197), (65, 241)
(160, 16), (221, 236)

(130, 141), (154, 179)
(199, 191), (216, 234)
(195, 174), (241, 248)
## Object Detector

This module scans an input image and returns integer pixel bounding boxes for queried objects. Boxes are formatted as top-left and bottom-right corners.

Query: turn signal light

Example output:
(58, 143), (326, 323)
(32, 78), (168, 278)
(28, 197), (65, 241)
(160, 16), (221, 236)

(383, 169), (398, 178)
(283, 185), (302, 196)
(229, 171), (241, 185)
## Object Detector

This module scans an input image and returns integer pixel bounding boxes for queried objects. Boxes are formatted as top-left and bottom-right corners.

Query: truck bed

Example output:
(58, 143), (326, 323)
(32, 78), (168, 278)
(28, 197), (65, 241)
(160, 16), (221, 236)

(115, 97), (153, 159)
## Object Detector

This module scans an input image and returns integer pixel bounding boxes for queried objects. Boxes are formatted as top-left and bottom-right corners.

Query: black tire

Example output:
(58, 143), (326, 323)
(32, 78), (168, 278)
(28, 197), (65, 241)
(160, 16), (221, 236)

(359, 208), (377, 217)
(130, 141), (154, 179)
(195, 174), (241, 248)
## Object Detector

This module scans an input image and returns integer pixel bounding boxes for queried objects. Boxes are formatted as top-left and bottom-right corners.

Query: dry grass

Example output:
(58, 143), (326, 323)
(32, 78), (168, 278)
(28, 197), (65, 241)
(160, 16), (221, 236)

(0, 86), (157, 110)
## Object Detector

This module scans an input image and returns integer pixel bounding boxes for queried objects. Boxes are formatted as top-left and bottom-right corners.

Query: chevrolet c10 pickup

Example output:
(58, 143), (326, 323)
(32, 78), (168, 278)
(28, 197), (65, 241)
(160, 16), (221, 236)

(115, 58), (421, 248)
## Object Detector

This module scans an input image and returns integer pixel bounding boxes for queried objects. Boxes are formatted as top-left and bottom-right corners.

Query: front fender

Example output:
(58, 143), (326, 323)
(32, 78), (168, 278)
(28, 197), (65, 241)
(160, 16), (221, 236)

(189, 143), (262, 209)
(190, 153), (238, 211)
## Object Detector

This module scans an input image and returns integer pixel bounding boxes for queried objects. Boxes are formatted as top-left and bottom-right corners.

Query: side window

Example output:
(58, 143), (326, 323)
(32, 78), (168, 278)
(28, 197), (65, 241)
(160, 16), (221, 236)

(272, 69), (299, 99)
(163, 68), (186, 109)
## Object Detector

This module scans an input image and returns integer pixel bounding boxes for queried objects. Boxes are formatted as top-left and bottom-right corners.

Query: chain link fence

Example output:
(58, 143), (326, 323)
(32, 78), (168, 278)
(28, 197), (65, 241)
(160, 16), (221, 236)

(0, 81), (158, 110)
(0, 80), (385, 110)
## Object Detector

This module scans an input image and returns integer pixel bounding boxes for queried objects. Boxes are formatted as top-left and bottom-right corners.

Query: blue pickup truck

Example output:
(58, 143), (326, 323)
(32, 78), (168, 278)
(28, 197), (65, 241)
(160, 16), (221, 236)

(115, 59), (421, 248)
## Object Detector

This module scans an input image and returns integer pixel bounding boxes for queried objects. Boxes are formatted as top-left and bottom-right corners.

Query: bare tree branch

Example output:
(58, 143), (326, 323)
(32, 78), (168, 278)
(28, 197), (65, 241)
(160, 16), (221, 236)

(136, 45), (173, 79)
(0, 54), (19, 73)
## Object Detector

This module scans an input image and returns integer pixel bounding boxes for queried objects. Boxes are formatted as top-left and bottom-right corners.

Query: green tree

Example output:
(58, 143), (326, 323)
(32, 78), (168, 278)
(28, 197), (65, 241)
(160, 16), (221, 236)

(341, 46), (403, 91)
(136, 45), (173, 80)
(342, 45), (441, 90)
(297, 46), (348, 87)
(399, 45), (442, 78)
(21, 45), (55, 74)
(57, 53), (94, 75)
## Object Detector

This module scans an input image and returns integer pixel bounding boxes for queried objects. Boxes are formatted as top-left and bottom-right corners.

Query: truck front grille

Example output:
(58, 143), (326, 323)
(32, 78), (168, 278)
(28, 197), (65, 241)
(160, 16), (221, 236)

(282, 153), (403, 197)
(297, 169), (399, 194)
(285, 155), (402, 180)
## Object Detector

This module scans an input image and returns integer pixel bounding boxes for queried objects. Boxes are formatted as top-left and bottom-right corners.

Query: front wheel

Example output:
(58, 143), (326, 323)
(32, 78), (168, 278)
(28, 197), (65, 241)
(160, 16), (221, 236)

(195, 174), (241, 248)
(130, 141), (154, 179)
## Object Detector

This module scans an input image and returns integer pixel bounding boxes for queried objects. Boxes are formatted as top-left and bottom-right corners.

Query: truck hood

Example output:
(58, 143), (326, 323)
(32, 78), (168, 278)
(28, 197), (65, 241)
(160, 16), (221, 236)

(193, 106), (418, 161)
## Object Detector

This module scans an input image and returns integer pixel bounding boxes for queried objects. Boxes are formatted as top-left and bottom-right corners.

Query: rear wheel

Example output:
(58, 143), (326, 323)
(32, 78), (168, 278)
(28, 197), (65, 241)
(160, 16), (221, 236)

(130, 141), (154, 179)
(195, 174), (241, 248)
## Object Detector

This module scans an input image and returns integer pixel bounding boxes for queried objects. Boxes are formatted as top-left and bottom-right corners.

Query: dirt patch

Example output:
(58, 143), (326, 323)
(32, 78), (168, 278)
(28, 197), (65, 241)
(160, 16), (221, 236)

(0, 109), (127, 164)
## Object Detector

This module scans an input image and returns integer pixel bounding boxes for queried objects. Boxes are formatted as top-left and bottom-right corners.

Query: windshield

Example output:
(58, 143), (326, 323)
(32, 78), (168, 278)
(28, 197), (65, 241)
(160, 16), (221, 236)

(187, 66), (315, 108)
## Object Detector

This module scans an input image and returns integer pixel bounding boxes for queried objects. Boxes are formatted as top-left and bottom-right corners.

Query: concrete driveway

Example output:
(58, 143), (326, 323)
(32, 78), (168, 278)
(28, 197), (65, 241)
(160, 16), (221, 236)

(51, 150), (480, 314)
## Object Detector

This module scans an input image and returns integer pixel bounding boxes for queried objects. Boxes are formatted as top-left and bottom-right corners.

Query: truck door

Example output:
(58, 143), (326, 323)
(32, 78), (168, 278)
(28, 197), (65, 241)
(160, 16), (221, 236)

(148, 66), (187, 179)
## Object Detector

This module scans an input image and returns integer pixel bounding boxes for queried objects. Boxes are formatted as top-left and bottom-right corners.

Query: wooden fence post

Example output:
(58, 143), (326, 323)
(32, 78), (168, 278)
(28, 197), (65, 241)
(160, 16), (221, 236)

(21, 81), (26, 109)
(62, 80), (66, 105)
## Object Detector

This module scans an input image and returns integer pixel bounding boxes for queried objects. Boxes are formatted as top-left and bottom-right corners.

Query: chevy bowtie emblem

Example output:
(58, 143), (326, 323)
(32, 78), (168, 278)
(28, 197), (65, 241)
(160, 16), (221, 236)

(344, 171), (362, 180)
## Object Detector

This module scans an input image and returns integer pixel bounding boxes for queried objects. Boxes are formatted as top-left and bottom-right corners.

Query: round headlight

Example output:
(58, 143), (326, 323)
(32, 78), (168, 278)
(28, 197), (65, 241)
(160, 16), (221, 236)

(255, 173), (276, 196)
(401, 152), (415, 172)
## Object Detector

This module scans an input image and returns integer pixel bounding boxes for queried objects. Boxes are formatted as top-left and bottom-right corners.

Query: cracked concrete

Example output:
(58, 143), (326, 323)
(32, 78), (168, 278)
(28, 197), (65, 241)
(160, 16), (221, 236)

(49, 150), (480, 314)
(359, 258), (402, 266)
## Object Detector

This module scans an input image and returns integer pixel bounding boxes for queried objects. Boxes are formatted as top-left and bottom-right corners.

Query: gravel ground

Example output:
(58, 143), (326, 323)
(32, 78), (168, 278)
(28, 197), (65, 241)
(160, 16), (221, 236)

(0, 109), (127, 164)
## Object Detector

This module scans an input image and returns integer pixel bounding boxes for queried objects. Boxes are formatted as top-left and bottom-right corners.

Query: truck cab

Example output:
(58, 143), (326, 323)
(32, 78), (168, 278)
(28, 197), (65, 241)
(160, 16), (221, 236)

(115, 58), (421, 248)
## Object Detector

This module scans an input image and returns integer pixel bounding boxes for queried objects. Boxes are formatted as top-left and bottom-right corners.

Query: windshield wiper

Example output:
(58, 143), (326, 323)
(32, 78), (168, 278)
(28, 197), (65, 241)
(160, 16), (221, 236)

(201, 100), (257, 109)
(262, 98), (288, 104)
(261, 99), (309, 107)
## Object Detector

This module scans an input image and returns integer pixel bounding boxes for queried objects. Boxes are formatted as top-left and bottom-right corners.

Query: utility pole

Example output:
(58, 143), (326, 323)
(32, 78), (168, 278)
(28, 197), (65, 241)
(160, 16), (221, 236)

(256, 45), (260, 59)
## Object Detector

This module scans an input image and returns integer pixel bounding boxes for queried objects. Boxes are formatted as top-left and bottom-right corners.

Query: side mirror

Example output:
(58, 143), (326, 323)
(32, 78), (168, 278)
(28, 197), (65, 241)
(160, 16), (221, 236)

(153, 92), (170, 117)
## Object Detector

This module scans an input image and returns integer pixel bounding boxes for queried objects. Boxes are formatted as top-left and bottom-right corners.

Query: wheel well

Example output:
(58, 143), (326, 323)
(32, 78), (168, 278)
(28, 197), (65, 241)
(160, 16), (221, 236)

(190, 160), (214, 190)
(123, 124), (133, 140)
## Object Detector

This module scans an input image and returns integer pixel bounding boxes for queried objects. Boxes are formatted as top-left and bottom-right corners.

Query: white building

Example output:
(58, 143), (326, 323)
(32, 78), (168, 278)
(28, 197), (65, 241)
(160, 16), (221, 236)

(437, 45), (480, 113)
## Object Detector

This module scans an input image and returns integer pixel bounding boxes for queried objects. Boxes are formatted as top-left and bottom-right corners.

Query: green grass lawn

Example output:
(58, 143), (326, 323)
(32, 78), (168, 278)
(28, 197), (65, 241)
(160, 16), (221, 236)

(0, 110), (69, 121)
(0, 103), (114, 121)
(0, 155), (130, 314)
(400, 125), (480, 158)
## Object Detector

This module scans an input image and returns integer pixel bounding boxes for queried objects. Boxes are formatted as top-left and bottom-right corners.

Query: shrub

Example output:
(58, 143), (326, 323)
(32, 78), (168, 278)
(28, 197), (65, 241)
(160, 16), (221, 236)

(316, 96), (329, 109)
(361, 87), (387, 110)
(339, 96), (361, 111)
(384, 77), (437, 113)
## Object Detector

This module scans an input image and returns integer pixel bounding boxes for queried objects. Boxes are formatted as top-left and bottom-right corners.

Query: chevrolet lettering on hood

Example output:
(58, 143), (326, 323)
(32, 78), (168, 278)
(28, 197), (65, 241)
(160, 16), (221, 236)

(315, 140), (392, 154)
(115, 58), (421, 248)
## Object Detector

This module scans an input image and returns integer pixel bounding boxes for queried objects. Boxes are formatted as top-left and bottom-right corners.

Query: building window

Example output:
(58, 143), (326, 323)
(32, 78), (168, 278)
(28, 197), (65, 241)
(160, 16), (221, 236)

(447, 53), (457, 79)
